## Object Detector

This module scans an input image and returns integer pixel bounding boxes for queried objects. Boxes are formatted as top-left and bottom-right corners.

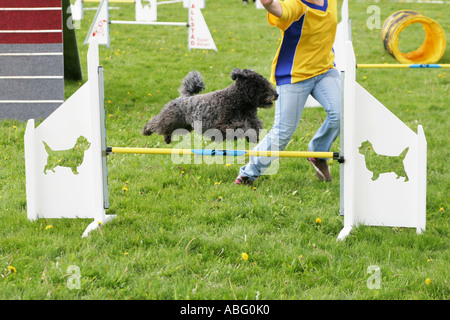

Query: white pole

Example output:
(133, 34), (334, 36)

(111, 20), (188, 26)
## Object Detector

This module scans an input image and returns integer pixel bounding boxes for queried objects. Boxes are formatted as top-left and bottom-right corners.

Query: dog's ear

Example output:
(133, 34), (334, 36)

(231, 68), (256, 81)
(231, 68), (247, 80)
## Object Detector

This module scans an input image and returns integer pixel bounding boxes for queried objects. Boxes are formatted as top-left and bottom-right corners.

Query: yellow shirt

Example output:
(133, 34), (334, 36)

(268, 0), (337, 85)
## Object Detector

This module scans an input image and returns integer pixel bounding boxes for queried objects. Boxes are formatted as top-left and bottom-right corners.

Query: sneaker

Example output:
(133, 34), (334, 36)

(234, 175), (254, 186)
(308, 157), (332, 182)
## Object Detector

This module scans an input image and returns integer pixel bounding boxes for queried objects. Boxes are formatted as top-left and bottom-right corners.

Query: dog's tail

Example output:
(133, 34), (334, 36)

(399, 146), (409, 160)
(43, 141), (52, 154)
(178, 70), (205, 96)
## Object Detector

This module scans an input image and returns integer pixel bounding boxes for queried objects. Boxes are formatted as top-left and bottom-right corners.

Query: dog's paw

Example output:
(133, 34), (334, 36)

(142, 124), (153, 136)
(163, 135), (172, 144)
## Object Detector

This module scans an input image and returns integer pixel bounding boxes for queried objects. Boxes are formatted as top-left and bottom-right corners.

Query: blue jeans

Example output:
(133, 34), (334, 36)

(239, 68), (341, 181)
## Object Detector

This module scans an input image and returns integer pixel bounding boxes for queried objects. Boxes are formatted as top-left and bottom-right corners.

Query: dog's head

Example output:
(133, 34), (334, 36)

(359, 140), (373, 155)
(75, 136), (91, 152)
(231, 68), (278, 108)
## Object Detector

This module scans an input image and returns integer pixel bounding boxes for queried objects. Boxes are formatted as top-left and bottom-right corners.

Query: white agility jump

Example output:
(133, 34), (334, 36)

(84, 0), (216, 52)
(24, 0), (427, 239)
(335, 0), (426, 239)
(25, 39), (115, 237)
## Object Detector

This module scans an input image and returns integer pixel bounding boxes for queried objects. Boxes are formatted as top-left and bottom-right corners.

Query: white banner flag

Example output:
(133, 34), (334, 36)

(188, 0), (217, 52)
(84, 0), (110, 47)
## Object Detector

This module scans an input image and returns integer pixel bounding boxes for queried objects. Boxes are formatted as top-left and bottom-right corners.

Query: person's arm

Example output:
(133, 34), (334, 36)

(260, 0), (283, 18)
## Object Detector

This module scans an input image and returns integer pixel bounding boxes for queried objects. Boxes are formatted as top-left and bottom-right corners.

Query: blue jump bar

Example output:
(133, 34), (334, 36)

(191, 149), (248, 156)
(409, 64), (442, 68)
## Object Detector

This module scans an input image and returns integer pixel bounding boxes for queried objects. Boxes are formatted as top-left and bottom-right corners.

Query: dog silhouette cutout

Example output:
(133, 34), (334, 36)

(43, 136), (91, 175)
(358, 140), (409, 182)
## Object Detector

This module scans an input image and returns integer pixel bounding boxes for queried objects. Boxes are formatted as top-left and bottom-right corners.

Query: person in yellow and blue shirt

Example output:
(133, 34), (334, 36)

(236, 0), (340, 184)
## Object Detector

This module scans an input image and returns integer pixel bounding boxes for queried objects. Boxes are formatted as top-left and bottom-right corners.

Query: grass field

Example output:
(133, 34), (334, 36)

(0, 0), (448, 301)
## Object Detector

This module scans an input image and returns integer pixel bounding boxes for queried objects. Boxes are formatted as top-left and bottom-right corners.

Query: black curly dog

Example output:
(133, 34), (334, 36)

(142, 68), (278, 144)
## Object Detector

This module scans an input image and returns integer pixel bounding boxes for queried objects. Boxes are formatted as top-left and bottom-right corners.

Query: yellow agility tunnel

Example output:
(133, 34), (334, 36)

(382, 10), (446, 64)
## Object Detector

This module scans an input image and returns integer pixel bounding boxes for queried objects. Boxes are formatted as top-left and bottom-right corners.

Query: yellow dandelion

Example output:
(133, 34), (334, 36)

(253, 187), (257, 191)
(122, 186), (128, 192)
(218, 196), (223, 200)
(225, 164), (231, 167)
(45, 225), (53, 230)
(181, 171), (185, 174)
(362, 76), (367, 80)
(13, 125), (17, 130)
(315, 218), (322, 224)
(124, 252), (129, 256)
(439, 207), (444, 212)
(7, 266), (17, 274)
(214, 182), (220, 185)
(107, 100), (111, 104)
(241, 252), (249, 261)
(425, 278), (431, 285)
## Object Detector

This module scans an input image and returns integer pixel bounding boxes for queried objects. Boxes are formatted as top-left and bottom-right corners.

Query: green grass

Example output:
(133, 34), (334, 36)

(0, 0), (448, 300)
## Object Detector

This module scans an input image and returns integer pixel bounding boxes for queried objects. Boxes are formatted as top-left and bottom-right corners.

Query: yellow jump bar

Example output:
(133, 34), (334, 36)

(107, 147), (343, 161)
